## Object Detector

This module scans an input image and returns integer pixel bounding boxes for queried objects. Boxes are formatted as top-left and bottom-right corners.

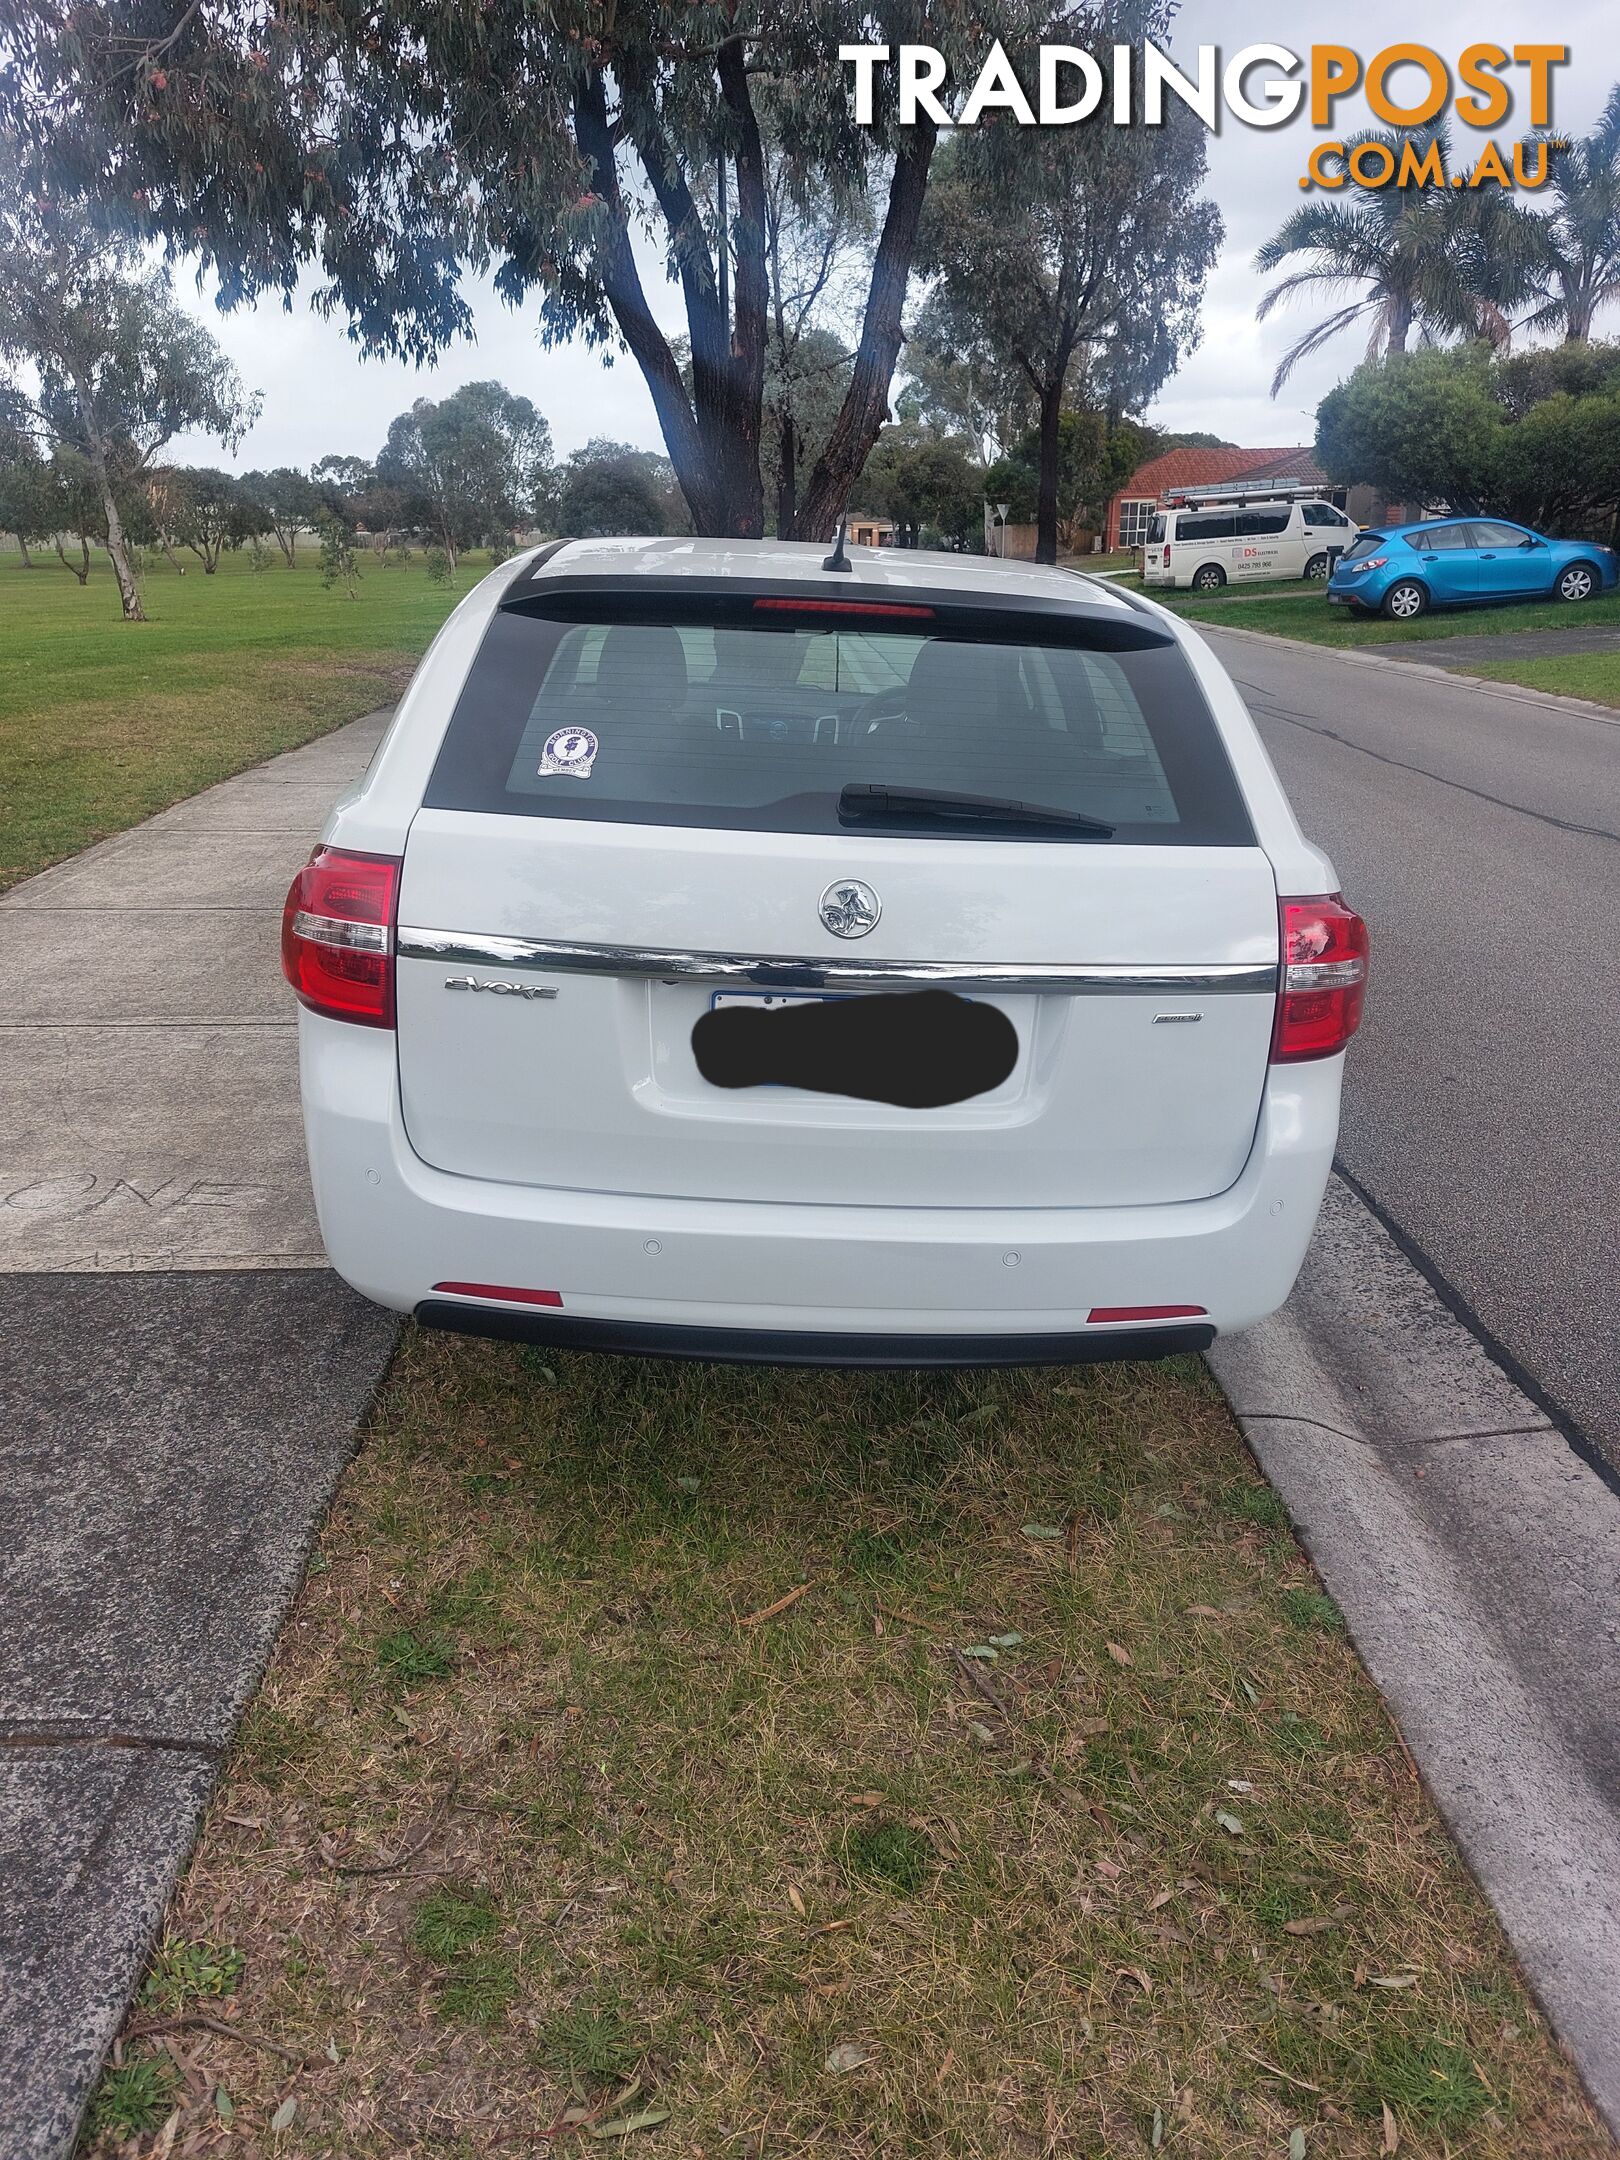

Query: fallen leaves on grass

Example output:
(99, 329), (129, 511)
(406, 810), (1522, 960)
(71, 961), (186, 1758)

(590, 2106), (671, 2140)
(738, 1581), (809, 1626)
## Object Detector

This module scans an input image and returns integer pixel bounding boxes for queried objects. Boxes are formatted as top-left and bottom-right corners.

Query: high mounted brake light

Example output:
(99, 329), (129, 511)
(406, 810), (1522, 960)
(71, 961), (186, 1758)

(281, 846), (400, 1028)
(752, 597), (935, 619)
(1271, 895), (1368, 1062)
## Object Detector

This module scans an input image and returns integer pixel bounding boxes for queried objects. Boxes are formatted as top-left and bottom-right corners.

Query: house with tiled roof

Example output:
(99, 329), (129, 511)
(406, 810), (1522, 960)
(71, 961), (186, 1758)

(1103, 446), (1358, 552)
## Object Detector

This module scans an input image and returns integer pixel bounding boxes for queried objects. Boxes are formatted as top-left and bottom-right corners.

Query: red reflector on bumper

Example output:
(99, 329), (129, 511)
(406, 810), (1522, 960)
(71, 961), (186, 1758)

(432, 1281), (564, 1307)
(1087, 1304), (1207, 1324)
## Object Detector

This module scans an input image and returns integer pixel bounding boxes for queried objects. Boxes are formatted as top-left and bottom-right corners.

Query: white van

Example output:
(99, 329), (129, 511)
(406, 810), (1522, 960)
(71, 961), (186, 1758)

(1143, 498), (1357, 592)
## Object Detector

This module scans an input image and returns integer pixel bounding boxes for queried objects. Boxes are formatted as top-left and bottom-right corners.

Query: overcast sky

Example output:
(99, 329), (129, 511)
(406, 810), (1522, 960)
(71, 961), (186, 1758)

(165, 0), (1619, 472)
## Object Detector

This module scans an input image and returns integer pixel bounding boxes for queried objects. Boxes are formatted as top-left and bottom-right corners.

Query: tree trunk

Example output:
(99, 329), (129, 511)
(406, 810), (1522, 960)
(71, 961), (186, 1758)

(100, 482), (144, 616)
(791, 122), (938, 542)
(576, 74), (726, 535)
(1386, 291), (1413, 356)
(1035, 376), (1065, 568)
(716, 37), (768, 539)
(15, 534), (32, 567)
(777, 411), (798, 539)
(68, 366), (144, 618)
(54, 534), (89, 584)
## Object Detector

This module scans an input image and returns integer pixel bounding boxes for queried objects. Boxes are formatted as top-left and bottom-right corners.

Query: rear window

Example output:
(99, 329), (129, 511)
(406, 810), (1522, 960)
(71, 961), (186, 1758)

(424, 590), (1255, 846)
(1409, 524), (1471, 552)
(1341, 533), (1387, 562)
(1147, 513), (1167, 544)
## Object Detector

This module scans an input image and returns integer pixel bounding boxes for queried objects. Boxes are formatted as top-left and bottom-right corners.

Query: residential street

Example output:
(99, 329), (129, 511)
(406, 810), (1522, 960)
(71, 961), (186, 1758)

(1204, 627), (1620, 1472)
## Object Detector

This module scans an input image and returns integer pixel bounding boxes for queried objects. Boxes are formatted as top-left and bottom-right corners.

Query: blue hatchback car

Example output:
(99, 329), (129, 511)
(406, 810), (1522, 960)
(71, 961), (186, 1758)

(1327, 517), (1618, 621)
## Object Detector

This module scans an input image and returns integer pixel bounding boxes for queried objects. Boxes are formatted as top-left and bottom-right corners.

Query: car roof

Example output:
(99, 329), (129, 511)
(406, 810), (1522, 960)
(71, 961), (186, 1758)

(520, 534), (1136, 616)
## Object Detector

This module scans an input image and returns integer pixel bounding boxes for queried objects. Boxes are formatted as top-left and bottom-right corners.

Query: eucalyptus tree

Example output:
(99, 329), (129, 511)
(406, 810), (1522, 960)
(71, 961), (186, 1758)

(0, 173), (257, 617)
(39, 450), (106, 583)
(0, 0), (1019, 541)
(759, 149), (871, 534)
(899, 289), (1039, 467)
(241, 466), (320, 566)
(917, 2), (1221, 565)
(376, 382), (554, 567)
(164, 466), (263, 573)
(1255, 125), (1545, 394)
(0, 403), (51, 565)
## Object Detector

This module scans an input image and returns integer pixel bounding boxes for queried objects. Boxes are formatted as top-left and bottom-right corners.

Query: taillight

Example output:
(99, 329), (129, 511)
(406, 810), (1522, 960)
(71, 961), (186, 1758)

(281, 846), (400, 1028)
(1162, 546), (1171, 567)
(1271, 895), (1368, 1062)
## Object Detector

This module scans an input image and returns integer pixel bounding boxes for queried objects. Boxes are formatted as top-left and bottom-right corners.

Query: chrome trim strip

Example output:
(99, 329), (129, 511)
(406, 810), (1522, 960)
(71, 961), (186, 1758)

(397, 928), (1276, 997)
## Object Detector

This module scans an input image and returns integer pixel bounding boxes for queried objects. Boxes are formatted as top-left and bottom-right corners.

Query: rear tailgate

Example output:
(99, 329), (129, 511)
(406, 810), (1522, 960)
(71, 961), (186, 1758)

(393, 580), (1279, 1209)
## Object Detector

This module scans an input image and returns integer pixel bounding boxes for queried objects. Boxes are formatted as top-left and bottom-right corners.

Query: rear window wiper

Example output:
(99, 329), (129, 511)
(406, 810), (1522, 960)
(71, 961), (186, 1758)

(838, 783), (1114, 836)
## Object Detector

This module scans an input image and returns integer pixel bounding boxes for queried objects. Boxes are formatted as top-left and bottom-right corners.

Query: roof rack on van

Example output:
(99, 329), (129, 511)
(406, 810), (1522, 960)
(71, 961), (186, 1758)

(1163, 481), (1330, 508)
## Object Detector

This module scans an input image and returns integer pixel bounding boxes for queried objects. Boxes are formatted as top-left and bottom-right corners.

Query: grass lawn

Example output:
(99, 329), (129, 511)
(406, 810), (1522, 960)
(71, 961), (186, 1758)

(1105, 573), (1328, 605)
(1463, 652), (1620, 706)
(1150, 583), (1620, 707)
(0, 547), (478, 892)
(83, 1336), (1612, 2158)
(1170, 586), (1620, 648)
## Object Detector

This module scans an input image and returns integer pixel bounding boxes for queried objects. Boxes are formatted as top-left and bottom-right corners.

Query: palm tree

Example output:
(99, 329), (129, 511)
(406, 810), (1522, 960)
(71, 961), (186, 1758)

(1254, 125), (1541, 394)
(1523, 85), (1620, 342)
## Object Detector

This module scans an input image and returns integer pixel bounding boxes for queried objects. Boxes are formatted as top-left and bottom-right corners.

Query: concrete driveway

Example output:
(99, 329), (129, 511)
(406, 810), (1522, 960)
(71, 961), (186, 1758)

(0, 715), (396, 2158)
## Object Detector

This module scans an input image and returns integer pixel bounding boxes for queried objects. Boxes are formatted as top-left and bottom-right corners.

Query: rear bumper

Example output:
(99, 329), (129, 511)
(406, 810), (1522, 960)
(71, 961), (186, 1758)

(299, 1017), (1341, 1357)
(415, 1304), (1213, 1367)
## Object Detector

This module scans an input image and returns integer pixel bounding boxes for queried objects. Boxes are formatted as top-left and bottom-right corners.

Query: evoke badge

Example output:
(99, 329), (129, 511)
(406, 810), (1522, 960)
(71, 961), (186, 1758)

(444, 975), (559, 1000)
(819, 879), (881, 940)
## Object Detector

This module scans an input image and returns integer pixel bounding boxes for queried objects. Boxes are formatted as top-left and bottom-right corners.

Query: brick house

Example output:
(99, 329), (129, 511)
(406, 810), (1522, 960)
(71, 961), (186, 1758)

(1103, 446), (1366, 553)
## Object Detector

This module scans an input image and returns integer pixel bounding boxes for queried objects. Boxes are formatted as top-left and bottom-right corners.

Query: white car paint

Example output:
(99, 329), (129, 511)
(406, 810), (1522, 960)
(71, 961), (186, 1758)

(290, 537), (1360, 1363)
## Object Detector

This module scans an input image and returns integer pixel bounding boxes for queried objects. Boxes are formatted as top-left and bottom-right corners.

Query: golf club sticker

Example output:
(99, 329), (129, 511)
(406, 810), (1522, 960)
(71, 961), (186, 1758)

(539, 725), (599, 778)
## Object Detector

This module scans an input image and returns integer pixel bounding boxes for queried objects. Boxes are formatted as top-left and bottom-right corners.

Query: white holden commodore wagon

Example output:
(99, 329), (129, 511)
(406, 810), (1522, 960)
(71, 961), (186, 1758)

(282, 536), (1366, 1367)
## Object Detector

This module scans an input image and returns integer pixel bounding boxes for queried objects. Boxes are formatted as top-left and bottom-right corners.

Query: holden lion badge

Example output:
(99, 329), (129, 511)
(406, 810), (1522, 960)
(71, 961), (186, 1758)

(539, 726), (599, 779)
(819, 879), (882, 939)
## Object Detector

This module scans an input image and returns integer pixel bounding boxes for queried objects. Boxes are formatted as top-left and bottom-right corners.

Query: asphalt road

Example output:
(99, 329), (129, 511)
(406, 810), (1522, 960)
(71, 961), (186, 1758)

(1203, 628), (1620, 1471)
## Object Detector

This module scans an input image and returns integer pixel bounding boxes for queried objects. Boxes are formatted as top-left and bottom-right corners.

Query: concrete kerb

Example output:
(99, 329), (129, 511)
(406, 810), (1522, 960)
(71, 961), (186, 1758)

(1208, 1176), (1620, 2139)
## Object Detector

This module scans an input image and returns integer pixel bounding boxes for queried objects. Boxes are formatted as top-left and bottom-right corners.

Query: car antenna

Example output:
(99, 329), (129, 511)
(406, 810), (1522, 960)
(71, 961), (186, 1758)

(821, 516), (853, 573)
